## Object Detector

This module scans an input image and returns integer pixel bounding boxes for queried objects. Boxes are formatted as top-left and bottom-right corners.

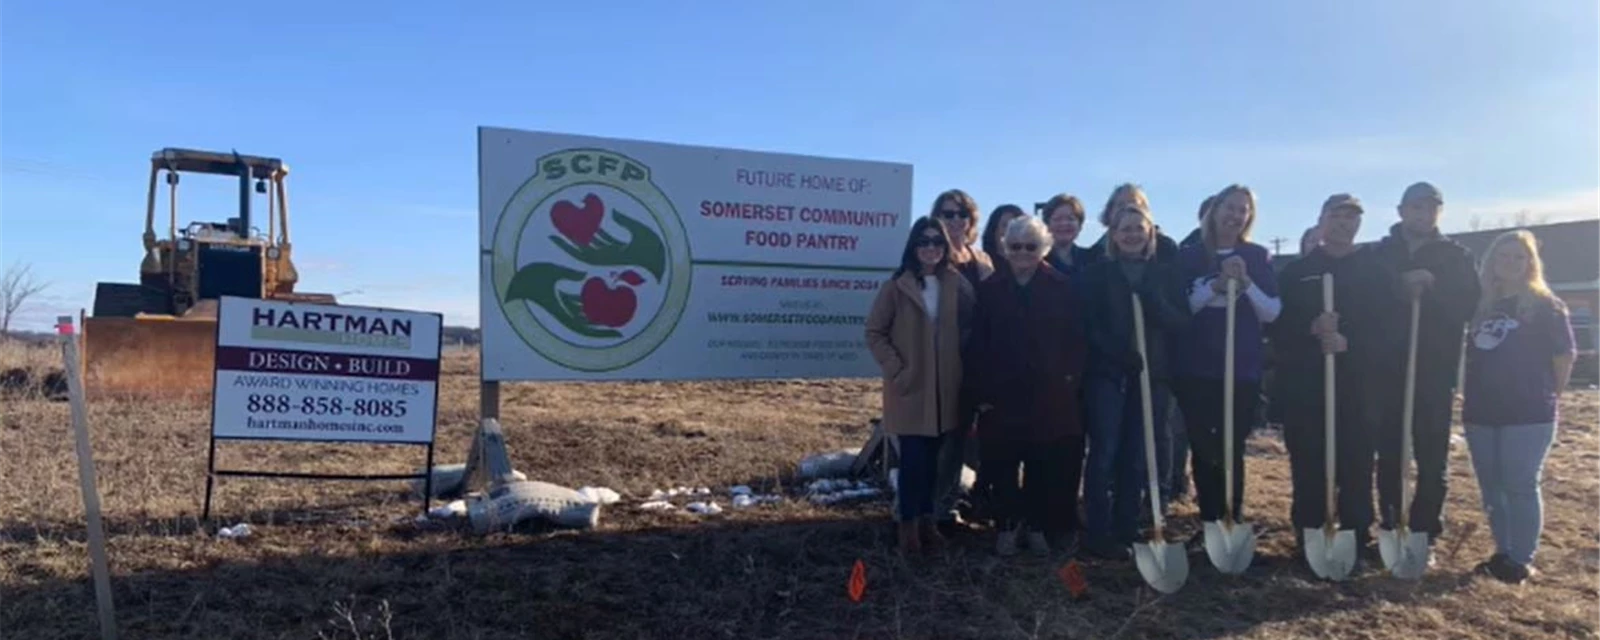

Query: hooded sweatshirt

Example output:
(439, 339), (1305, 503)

(1268, 244), (1399, 424)
(1174, 241), (1281, 382)
(1371, 223), (1481, 388)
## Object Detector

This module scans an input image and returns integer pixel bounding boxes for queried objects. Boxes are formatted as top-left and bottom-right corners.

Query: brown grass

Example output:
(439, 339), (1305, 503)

(2, 341), (1597, 639)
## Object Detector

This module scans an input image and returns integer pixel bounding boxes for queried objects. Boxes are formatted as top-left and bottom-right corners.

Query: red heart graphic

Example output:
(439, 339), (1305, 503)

(552, 193), (605, 246)
(580, 277), (637, 328)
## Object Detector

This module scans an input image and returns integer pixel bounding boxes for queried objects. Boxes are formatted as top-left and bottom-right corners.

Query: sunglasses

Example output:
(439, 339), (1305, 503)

(1007, 243), (1039, 253)
(937, 209), (971, 220)
(914, 237), (947, 248)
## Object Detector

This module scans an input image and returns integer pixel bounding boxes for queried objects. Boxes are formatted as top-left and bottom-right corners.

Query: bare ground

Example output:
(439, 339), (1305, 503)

(1, 342), (1597, 639)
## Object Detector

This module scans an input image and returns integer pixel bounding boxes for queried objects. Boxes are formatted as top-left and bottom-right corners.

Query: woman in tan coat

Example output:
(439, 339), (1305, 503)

(865, 216), (977, 554)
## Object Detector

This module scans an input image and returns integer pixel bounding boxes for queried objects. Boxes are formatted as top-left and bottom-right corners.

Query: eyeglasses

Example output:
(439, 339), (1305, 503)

(937, 209), (971, 220)
(1007, 243), (1039, 253)
(914, 237), (947, 248)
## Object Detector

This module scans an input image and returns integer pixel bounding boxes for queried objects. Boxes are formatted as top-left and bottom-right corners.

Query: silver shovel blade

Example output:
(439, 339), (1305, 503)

(1134, 539), (1189, 594)
(1303, 527), (1357, 581)
(1377, 528), (1430, 580)
(1203, 520), (1256, 575)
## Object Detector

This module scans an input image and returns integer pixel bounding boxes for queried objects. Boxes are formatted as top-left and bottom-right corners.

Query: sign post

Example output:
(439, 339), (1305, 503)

(202, 296), (443, 520)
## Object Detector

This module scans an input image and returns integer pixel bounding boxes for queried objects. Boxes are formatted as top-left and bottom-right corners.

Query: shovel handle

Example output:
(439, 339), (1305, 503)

(1322, 273), (1337, 526)
(1224, 278), (1237, 523)
(1399, 297), (1421, 529)
(1132, 293), (1165, 537)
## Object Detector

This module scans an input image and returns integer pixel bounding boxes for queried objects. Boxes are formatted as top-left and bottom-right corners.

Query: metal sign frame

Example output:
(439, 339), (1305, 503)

(201, 296), (443, 521)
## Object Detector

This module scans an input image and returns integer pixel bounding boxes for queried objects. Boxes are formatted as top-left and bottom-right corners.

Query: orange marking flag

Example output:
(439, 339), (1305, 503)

(848, 559), (867, 603)
(1057, 561), (1088, 599)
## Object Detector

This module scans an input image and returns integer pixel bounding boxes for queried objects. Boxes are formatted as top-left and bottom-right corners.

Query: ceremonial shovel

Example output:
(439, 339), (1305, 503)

(1378, 297), (1431, 580)
(1303, 273), (1357, 581)
(1131, 293), (1189, 594)
(1204, 278), (1256, 574)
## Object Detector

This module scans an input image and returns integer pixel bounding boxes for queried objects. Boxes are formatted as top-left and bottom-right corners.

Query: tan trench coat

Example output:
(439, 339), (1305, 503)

(864, 267), (977, 437)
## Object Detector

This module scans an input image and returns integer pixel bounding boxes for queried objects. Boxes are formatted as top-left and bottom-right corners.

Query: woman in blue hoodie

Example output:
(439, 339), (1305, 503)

(1173, 184), (1281, 551)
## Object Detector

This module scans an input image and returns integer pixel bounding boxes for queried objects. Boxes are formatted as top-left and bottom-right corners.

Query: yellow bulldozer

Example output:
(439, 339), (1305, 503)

(82, 148), (337, 397)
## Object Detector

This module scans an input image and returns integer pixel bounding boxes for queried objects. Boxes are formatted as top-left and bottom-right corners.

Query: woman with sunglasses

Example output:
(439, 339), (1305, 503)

(1172, 184), (1281, 554)
(931, 189), (996, 288)
(966, 216), (1087, 556)
(927, 190), (995, 533)
(1076, 204), (1191, 559)
(865, 217), (978, 555)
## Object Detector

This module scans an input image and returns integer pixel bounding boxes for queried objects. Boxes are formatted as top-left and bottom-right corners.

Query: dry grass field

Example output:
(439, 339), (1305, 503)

(2, 339), (1597, 639)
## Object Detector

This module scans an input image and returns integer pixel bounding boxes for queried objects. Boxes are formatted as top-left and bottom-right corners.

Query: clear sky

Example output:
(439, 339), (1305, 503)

(3, 0), (1596, 330)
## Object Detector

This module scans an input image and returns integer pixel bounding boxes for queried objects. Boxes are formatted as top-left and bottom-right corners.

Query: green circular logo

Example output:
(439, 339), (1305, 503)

(491, 148), (693, 372)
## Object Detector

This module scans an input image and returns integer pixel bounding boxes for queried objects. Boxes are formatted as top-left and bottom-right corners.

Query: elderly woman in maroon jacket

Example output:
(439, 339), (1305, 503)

(967, 216), (1088, 557)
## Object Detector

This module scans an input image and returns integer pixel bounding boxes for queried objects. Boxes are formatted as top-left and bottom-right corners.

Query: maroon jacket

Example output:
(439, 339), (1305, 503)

(966, 263), (1087, 442)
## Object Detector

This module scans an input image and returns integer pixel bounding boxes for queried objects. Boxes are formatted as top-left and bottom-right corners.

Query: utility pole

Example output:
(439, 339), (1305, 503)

(1269, 236), (1287, 255)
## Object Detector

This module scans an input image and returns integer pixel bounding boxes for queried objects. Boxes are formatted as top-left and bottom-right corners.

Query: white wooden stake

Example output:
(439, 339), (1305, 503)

(58, 315), (118, 640)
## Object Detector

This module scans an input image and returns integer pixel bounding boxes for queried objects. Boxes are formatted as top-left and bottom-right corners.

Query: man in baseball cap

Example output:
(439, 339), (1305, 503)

(1270, 192), (1392, 570)
(1369, 181), (1482, 566)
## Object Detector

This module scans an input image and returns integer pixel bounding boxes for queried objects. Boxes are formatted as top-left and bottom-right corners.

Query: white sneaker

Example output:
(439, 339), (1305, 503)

(1027, 531), (1050, 557)
(996, 529), (1019, 556)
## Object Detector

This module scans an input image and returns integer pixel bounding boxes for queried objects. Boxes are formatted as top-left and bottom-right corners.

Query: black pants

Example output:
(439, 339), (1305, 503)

(1375, 377), (1455, 538)
(1175, 377), (1259, 523)
(1283, 382), (1375, 532)
(981, 435), (1085, 534)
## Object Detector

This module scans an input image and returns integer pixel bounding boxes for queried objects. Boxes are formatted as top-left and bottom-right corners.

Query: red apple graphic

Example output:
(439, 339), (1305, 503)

(551, 193), (605, 246)
(580, 274), (638, 328)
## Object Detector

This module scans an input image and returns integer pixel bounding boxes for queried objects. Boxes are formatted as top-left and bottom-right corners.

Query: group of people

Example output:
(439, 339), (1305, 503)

(864, 181), (1577, 585)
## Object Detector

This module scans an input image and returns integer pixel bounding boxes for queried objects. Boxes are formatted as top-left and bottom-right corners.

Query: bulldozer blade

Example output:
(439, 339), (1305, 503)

(1133, 538), (1189, 594)
(1303, 527), (1357, 581)
(81, 316), (218, 399)
(1203, 519), (1256, 575)
(1378, 527), (1431, 580)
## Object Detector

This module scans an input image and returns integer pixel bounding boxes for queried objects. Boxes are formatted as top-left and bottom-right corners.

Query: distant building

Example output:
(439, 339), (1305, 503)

(1272, 218), (1600, 382)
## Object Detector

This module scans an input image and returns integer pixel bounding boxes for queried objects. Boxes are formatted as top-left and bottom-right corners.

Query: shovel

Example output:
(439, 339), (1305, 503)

(1378, 297), (1431, 580)
(1303, 273), (1357, 581)
(1204, 278), (1255, 574)
(1131, 292), (1189, 594)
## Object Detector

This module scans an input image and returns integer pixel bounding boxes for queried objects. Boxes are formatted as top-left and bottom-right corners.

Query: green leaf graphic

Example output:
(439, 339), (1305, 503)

(550, 210), (668, 280)
(505, 262), (621, 339)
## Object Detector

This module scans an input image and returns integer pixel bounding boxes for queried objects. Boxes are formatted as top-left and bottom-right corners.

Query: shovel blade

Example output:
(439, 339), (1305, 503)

(1303, 527), (1357, 581)
(1203, 520), (1256, 575)
(1133, 539), (1189, 594)
(1378, 528), (1430, 579)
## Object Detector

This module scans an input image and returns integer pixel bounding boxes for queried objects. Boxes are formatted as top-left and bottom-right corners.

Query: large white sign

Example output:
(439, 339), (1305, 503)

(478, 127), (913, 381)
(210, 296), (442, 444)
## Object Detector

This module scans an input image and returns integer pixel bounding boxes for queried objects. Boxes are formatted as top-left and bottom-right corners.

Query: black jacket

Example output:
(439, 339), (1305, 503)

(1268, 245), (1399, 425)
(1078, 257), (1190, 381)
(1371, 223), (1481, 388)
(1178, 228), (1203, 250)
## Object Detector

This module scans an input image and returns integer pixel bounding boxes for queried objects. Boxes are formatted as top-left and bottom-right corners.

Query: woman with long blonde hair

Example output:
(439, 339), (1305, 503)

(1460, 229), (1577, 584)
(1172, 183), (1280, 553)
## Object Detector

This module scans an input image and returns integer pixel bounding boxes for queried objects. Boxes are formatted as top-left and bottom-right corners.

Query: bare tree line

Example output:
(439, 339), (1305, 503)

(1, 262), (49, 338)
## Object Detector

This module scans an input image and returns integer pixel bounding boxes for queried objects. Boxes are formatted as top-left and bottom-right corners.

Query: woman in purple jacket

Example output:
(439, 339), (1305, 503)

(1462, 230), (1577, 585)
(1173, 184), (1281, 550)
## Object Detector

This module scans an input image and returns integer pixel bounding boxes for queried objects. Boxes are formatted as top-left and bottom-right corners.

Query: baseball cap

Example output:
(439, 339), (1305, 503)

(1321, 193), (1363, 214)
(1401, 181), (1444, 205)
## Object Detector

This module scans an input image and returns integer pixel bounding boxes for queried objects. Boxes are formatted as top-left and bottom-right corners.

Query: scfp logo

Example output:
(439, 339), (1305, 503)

(491, 148), (693, 371)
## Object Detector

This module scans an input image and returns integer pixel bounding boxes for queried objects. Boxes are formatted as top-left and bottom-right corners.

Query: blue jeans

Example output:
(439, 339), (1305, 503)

(1464, 422), (1557, 566)
(895, 434), (941, 522)
(1084, 375), (1168, 545)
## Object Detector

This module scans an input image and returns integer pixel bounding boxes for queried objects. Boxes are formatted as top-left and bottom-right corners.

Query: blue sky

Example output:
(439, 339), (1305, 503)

(3, 0), (1596, 330)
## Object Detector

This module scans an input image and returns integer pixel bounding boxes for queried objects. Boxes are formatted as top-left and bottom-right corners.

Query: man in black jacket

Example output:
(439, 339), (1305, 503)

(1272, 194), (1397, 567)
(1371, 182), (1481, 559)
